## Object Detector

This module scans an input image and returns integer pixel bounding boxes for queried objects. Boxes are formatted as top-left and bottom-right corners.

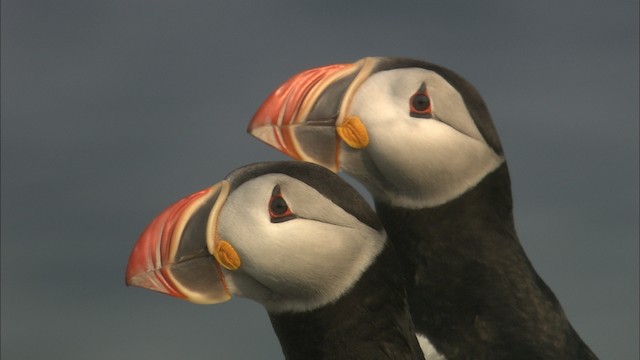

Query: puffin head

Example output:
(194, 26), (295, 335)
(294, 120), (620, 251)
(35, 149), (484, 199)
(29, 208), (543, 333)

(125, 161), (385, 313)
(248, 57), (506, 208)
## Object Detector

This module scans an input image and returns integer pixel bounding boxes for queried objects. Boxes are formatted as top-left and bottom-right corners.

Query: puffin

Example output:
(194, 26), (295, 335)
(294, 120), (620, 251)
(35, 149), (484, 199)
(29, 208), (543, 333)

(126, 161), (426, 360)
(248, 57), (598, 359)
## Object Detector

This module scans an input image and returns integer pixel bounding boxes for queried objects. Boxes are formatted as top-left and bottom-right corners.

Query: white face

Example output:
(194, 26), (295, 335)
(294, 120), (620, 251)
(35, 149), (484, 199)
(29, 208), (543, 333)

(339, 68), (504, 209)
(216, 174), (385, 313)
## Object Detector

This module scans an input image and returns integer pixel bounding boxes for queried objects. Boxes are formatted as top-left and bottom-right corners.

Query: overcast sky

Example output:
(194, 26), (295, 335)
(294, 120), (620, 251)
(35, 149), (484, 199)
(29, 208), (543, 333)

(2, 1), (638, 359)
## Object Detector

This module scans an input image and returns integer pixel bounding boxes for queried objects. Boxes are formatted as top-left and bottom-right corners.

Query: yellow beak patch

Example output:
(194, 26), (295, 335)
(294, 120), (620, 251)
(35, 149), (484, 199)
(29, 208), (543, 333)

(214, 240), (241, 271)
(336, 115), (369, 149)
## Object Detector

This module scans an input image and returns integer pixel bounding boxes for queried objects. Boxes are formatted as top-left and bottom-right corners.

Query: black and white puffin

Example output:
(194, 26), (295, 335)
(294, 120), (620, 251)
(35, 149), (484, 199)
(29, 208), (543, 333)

(248, 57), (597, 359)
(126, 161), (425, 360)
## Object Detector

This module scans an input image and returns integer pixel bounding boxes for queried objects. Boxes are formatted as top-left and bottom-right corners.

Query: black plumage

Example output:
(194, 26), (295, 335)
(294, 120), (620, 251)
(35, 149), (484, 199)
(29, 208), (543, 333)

(127, 161), (427, 360)
(377, 164), (597, 359)
(270, 242), (425, 360)
(248, 57), (599, 359)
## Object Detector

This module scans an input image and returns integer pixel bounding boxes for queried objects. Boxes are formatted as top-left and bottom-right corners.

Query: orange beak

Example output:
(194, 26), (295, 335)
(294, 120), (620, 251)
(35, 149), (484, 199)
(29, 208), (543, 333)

(248, 57), (380, 172)
(125, 181), (232, 304)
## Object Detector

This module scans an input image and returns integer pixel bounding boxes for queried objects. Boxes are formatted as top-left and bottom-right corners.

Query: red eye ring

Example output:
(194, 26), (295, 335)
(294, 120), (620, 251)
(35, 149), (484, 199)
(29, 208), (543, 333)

(269, 185), (296, 223)
(409, 82), (432, 118)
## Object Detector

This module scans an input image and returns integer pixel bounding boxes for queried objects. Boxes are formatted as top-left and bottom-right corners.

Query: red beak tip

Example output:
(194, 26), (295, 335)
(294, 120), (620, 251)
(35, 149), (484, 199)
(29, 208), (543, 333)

(125, 269), (185, 298)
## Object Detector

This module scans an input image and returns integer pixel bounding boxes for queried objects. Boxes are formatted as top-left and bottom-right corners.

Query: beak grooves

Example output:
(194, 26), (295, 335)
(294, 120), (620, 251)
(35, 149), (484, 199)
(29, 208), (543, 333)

(126, 181), (233, 304)
(248, 57), (379, 171)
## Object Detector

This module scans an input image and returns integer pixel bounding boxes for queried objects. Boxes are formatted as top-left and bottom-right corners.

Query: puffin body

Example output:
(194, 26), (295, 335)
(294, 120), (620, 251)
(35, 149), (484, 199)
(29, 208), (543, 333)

(126, 161), (425, 360)
(248, 57), (597, 359)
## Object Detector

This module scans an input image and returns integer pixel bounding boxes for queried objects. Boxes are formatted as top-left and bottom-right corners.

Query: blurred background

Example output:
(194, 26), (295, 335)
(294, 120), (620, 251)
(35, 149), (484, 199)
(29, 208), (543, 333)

(2, 1), (638, 359)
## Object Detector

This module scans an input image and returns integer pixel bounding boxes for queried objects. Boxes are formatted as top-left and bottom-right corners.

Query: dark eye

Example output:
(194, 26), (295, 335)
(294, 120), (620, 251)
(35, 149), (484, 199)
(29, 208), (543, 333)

(270, 197), (288, 216)
(269, 185), (296, 223)
(409, 82), (432, 119)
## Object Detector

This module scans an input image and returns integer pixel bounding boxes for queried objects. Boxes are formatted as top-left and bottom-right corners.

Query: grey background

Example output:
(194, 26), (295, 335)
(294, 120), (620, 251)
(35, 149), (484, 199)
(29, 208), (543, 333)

(2, 1), (638, 359)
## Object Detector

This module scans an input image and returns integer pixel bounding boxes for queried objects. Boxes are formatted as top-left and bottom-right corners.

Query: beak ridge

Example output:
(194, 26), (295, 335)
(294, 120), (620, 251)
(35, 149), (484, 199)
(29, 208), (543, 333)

(248, 59), (379, 171)
(125, 182), (232, 304)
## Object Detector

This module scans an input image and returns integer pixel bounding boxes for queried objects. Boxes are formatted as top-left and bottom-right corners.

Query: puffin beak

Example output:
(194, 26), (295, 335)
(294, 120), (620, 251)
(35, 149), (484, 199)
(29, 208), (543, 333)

(125, 181), (233, 304)
(248, 57), (380, 172)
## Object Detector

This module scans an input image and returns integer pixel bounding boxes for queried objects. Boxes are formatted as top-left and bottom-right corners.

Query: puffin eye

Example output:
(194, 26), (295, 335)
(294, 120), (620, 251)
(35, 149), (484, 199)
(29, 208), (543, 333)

(269, 185), (296, 223)
(409, 82), (432, 119)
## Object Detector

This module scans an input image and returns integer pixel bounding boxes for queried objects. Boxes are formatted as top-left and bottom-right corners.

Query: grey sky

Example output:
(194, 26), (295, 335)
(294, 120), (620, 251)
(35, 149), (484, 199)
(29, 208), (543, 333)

(2, 1), (638, 359)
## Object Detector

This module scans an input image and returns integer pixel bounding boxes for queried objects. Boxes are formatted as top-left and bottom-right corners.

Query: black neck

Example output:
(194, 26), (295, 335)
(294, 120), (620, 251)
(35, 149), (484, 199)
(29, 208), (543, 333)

(268, 243), (425, 360)
(376, 163), (597, 359)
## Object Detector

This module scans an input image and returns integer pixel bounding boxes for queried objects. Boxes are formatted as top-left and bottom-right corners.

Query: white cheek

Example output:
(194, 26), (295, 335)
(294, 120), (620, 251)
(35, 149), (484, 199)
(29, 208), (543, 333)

(365, 119), (504, 208)
(216, 175), (386, 313)
(428, 78), (484, 143)
(343, 68), (504, 208)
(249, 221), (384, 313)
